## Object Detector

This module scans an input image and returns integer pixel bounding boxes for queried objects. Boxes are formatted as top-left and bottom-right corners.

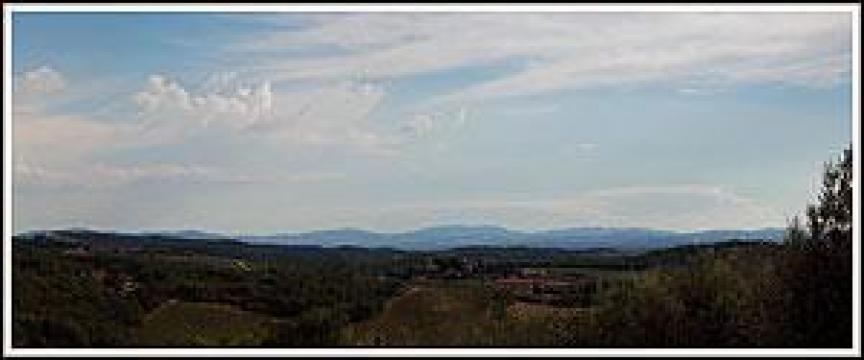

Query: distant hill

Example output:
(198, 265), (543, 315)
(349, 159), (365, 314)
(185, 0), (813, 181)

(15, 225), (785, 251)
(236, 225), (785, 251)
(136, 229), (232, 241)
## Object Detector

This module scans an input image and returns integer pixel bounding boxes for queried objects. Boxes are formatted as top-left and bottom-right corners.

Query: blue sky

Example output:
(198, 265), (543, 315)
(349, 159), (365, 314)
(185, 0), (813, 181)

(10, 11), (853, 234)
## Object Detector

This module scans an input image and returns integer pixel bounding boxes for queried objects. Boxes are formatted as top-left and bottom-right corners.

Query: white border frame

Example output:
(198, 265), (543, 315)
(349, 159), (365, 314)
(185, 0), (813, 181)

(3, 3), (861, 357)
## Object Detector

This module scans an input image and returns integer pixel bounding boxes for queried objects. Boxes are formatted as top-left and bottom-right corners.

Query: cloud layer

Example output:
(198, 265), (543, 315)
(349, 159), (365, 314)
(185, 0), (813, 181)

(234, 12), (850, 105)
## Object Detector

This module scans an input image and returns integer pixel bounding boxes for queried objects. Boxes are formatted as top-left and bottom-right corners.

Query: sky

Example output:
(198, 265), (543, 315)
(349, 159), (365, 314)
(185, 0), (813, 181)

(9, 10), (854, 235)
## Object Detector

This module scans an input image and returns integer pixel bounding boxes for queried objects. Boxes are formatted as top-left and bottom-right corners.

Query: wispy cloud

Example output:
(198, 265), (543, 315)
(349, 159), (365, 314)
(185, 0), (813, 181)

(14, 159), (346, 188)
(230, 12), (850, 106)
(16, 65), (67, 94)
(252, 80), (404, 156)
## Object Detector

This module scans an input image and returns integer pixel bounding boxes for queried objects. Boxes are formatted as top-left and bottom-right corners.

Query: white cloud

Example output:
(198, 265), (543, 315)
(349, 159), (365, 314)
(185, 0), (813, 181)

(233, 12), (850, 105)
(16, 66), (66, 94)
(130, 73), (404, 155)
(133, 74), (274, 128)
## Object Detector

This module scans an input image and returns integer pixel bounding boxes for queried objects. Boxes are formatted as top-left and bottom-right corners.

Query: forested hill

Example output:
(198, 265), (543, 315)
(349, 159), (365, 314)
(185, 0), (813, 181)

(15, 226), (785, 251)
(12, 228), (781, 270)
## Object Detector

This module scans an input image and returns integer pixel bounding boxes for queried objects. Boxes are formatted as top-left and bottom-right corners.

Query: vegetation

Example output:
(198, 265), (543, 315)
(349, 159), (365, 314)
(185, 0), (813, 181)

(12, 238), (401, 347)
(557, 145), (853, 348)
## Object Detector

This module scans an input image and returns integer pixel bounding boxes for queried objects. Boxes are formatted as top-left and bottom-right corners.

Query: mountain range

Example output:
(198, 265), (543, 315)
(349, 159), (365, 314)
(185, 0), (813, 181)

(231, 225), (785, 251)
(17, 225), (785, 251)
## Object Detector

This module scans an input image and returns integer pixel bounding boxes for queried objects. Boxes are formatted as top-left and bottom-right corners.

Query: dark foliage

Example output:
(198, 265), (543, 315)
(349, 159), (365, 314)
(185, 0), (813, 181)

(12, 237), (401, 347)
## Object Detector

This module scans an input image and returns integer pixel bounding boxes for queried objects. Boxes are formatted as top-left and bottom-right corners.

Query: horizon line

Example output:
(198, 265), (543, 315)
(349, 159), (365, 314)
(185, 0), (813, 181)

(12, 223), (788, 238)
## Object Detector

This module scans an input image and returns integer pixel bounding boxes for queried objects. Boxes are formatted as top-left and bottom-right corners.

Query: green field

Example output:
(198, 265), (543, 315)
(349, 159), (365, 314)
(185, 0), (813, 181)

(132, 300), (274, 346)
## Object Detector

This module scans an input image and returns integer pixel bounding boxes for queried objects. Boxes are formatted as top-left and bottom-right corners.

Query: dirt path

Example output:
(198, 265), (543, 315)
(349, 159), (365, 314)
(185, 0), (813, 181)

(380, 285), (424, 311)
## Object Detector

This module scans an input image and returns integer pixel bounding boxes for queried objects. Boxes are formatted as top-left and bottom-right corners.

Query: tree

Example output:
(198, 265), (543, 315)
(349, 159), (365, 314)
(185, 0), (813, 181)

(779, 144), (853, 347)
(578, 145), (854, 348)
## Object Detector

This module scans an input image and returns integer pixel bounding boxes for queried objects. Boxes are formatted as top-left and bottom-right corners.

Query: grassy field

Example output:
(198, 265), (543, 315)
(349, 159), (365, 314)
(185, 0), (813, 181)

(132, 300), (274, 346)
(506, 301), (591, 321)
(340, 279), (587, 346)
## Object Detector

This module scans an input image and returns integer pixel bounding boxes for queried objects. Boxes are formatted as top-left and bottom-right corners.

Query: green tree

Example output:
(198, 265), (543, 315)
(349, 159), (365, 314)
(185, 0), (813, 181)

(779, 145), (853, 347)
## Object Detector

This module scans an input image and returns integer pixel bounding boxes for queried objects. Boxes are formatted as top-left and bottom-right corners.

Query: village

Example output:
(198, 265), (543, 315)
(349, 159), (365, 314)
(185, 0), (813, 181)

(403, 254), (623, 307)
